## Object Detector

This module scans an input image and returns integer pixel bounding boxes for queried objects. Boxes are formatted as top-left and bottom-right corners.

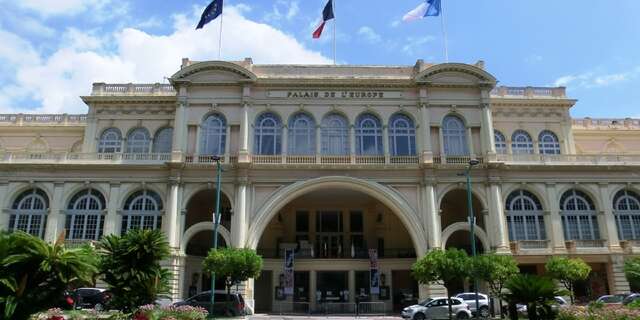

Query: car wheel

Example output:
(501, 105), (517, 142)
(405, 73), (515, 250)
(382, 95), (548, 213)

(94, 303), (103, 311)
(456, 312), (469, 319)
(413, 312), (426, 320)
(479, 306), (490, 318)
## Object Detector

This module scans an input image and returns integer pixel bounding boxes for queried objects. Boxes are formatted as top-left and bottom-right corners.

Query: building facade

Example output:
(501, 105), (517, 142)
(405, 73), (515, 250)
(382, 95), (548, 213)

(1, 58), (640, 312)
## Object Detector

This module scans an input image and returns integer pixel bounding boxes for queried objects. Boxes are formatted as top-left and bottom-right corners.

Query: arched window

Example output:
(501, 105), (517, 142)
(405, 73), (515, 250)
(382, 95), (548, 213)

(152, 127), (173, 153)
(614, 190), (640, 240)
(288, 113), (315, 155)
(389, 114), (416, 156)
(254, 112), (282, 155)
(98, 128), (122, 153)
(200, 114), (226, 155)
(511, 130), (534, 154)
(126, 128), (151, 153)
(560, 189), (599, 240)
(442, 115), (468, 155)
(355, 113), (383, 155)
(538, 130), (561, 155)
(121, 190), (163, 235)
(9, 189), (49, 238)
(321, 114), (349, 155)
(494, 130), (507, 154)
(505, 190), (545, 241)
(65, 189), (106, 241)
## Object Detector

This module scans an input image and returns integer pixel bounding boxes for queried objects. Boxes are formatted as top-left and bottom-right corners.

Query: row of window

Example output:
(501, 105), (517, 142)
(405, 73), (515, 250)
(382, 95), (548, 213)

(98, 127), (173, 153)
(506, 189), (640, 242)
(10, 186), (640, 243)
(8, 188), (163, 240)
(494, 129), (561, 155)
(97, 114), (563, 157)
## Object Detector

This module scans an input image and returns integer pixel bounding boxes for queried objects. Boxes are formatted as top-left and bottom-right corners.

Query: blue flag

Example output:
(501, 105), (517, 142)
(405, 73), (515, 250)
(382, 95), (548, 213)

(196, 0), (223, 29)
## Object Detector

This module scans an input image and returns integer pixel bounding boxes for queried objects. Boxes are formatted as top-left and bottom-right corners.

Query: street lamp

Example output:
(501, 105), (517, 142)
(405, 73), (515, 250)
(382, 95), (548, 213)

(464, 159), (480, 318)
(209, 155), (222, 318)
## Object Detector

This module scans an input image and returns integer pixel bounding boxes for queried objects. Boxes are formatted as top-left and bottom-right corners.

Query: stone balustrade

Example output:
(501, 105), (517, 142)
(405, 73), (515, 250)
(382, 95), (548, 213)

(490, 86), (566, 98)
(0, 113), (86, 125)
(491, 153), (640, 165)
(91, 83), (176, 96)
(573, 118), (640, 130)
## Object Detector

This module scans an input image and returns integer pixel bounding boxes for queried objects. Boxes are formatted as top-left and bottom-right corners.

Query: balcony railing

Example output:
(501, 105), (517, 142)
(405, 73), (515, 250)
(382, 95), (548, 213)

(433, 156), (484, 165)
(251, 154), (420, 165)
(0, 113), (86, 125)
(257, 248), (416, 259)
(91, 83), (176, 96)
(565, 239), (607, 250)
(490, 86), (566, 98)
(1, 152), (172, 164)
(492, 153), (640, 165)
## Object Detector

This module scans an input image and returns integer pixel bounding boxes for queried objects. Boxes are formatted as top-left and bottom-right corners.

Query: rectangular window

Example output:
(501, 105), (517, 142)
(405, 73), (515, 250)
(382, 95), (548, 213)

(350, 211), (363, 232)
(296, 211), (309, 232)
(317, 211), (342, 232)
(377, 238), (385, 258)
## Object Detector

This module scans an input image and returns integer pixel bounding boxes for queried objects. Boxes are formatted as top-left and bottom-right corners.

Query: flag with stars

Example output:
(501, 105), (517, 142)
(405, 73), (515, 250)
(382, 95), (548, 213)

(196, 0), (223, 29)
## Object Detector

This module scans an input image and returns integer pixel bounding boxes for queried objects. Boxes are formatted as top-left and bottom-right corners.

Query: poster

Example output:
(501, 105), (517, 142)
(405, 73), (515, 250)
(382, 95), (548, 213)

(284, 248), (294, 295)
(369, 249), (380, 294)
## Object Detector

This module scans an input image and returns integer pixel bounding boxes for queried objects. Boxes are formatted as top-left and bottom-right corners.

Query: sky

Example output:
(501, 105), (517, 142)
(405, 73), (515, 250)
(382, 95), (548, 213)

(0, 0), (639, 118)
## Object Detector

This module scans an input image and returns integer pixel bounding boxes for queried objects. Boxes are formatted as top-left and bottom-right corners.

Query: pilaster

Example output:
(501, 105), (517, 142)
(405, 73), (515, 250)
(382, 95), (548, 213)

(487, 181), (510, 253)
(420, 104), (433, 163)
(480, 102), (496, 155)
(238, 102), (251, 163)
(545, 183), (567, 253)
(423, 180), (441, 249)
(231, 179), (248, 248)
(0, 182), (9, 231)
(599, 183), (621, 252)
(44, 182), (65, 242)
(163, 178), (181, 249)
(172, 93), (188, 161)
(104, 182), (121, 236)
(82, 108), (99, 153)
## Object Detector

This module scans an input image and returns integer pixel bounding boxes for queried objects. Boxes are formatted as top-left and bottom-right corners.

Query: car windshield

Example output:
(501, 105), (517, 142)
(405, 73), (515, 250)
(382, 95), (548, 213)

(602, 295), (624, 303)
(419, 298), (433, 306)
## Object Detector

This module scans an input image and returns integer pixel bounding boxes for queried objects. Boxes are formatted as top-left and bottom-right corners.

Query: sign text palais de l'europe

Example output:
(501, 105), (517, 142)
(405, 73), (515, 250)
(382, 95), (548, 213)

(267, 90), (403, 99)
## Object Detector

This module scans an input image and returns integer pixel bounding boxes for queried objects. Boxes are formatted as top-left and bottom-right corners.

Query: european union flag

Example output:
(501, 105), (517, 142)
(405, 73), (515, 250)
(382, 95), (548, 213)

(196, 0), (223, 29)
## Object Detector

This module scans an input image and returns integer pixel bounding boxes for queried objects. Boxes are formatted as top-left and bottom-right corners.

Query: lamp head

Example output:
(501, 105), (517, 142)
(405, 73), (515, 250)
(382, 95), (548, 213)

(468, 159), (480, 166)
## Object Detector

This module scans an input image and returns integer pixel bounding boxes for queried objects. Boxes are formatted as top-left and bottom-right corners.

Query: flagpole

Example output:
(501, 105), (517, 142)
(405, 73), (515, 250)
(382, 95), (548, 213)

(440, 0), (449, 63)
(218, 6), (224, 60)
(332, 0), (336, 65)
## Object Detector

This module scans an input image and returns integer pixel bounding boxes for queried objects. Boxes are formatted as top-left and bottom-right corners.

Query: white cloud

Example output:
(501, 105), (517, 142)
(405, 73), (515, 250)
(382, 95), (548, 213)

(264, 0), (299, 22)
(357, 26), (381, 44)
(402, 35), (436, 55)
(0, 4), (331, 114)
(554, 69), (639, 88)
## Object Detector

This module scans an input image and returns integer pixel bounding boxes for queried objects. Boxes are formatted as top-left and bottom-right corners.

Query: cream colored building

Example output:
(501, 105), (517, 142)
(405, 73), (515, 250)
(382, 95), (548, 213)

(1, 58), (640, 312)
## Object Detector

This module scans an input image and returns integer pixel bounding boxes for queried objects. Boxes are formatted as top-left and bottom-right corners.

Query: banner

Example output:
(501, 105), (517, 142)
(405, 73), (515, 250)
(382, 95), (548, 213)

(369, 249), (380, 294)
(284, 248), (294, 295)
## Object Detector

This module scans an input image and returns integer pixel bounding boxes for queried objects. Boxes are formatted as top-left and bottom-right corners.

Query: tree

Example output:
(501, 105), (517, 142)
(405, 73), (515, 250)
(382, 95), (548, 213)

(203, 248), (263, 300)
(470, 253), (519, 318)
(98, 229), (170, 312)
(545, 256), (591, 304)
(624, 257), (640, 292)
(503, 274), (565, 320)
(0, 231), (98, 320)
(412, 248), (470, 320)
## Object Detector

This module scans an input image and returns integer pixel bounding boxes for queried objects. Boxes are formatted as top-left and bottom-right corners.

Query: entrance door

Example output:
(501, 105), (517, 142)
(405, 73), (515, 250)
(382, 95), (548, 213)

(317, 271), (348, 302)
(254, 270), (273, 313)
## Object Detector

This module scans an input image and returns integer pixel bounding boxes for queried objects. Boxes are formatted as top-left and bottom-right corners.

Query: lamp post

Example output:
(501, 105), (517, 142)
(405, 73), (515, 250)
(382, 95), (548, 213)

(464, 159), (480, 318)
(209, 155), (222, 318)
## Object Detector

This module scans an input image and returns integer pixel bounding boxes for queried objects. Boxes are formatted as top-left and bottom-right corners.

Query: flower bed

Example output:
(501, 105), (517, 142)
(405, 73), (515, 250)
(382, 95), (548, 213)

(557, 305), (640, 320)
(135, 304), (208, 320)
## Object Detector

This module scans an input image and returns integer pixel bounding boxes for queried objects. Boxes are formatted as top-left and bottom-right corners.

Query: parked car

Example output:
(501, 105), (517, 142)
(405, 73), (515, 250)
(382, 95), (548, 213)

(454, 292), (490, 318)
(596, 294), (628, 305)
(174, 291), (246, 317)
(72, 288), (112, 311)
(155, 294), (174, 307)
(401, 297), (472, 320)
(622, 293), (640, 305)
(516, 296), (567, 317)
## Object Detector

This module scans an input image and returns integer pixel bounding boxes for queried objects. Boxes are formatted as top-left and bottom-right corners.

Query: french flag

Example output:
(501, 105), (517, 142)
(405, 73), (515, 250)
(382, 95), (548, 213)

(312, 0), (334, 39)
(403, 0), (441, 22)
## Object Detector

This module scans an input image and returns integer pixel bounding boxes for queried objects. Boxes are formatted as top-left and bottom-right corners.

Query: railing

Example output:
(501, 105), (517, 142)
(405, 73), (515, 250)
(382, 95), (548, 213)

(323, 302), (356, 315)
(490, 86), (566, 98)
(276, 302), (311, 315)
(358, 302), (386, 316)
(517, 240), (550, 249)
(257, 248), (415, 259)
(2, 152), (172, 164)
(184, 155), (233, 164)
(493, 153), (640, 165)
(250, 154), (420, 165)
(0, 113), (86, 125)
(433, 156), (484, 165)
(573, 118), (640, 130)
(573, 239), (606, 248)
(92, 83), (176, 96)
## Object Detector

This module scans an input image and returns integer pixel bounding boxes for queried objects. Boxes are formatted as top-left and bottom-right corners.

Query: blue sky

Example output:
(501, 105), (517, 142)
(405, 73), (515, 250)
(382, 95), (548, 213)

(0, 0), (639, 117)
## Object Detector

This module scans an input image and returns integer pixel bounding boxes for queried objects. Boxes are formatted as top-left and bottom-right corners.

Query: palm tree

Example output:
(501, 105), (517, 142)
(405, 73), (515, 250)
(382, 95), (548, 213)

(0, 231), (98, 320)
(503, 274), (565, 320)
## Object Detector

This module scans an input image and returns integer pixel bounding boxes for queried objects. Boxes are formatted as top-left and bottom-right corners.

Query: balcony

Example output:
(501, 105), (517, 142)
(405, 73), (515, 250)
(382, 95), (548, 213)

(249, 155), (421, 166)
(257, 248), (416, 259)
(1, 152), (172, 165)
(565, 239), (607, 253)
(91, 83), (176, 96)
(490, 86), (566, 99)
(491, 153), (640, 166)
(0, 113), (86, 126)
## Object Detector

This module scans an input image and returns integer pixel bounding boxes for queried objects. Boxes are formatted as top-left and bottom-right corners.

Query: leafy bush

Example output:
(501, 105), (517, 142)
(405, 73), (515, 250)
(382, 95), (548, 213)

(202, 247), (263, 298)
(136, 304), (208, 320)
(545, 256), (591, 304)
(503, 274), (565, 320)
(0, 232), (98, 320)
(98, 229), (171, 312)
(557, 305), (640, 320)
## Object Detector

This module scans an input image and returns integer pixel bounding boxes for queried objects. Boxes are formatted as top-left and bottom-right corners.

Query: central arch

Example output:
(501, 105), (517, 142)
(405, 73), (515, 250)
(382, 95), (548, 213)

(246, 176), (428, 255)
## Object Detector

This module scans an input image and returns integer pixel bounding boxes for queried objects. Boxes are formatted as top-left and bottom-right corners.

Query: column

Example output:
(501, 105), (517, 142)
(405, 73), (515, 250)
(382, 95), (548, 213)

(231, 181), (248, 248)
(163, 179), (181, 249)
(82, 109), (99, 153)
(466, 127), (475, 156)
(545, 183), (567, 253)
(424, 182), (441, 249)
(239, 103), (251, 162)
(420, 104), (433, 162)
(599, 183), (621, 251)
(382, 125), (390, 163)
(533, 140), (540, 154)
(194, 125), (201, 156)
(44, 183), (65, 242)
(348, 270), (356, 303)
(349, 125), (356, 162)
(309, 270), (317, 311)
(438, 127), (445, 162)
(481, 103), (496, 155)
(103, 182), (121, 236)
(562, 110), (576, 154)
(487, 182), (510, 253)
(282, 126), (288, 159)
(315, 125), (322, 162)
(0, 182), (9, 231)
(172, 97), (187, 161)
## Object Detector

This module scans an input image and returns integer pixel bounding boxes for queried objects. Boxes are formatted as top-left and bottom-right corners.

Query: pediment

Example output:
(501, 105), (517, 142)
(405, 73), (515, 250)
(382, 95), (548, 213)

(415, 63), (497, 87)
(170, 61), (257, 85)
